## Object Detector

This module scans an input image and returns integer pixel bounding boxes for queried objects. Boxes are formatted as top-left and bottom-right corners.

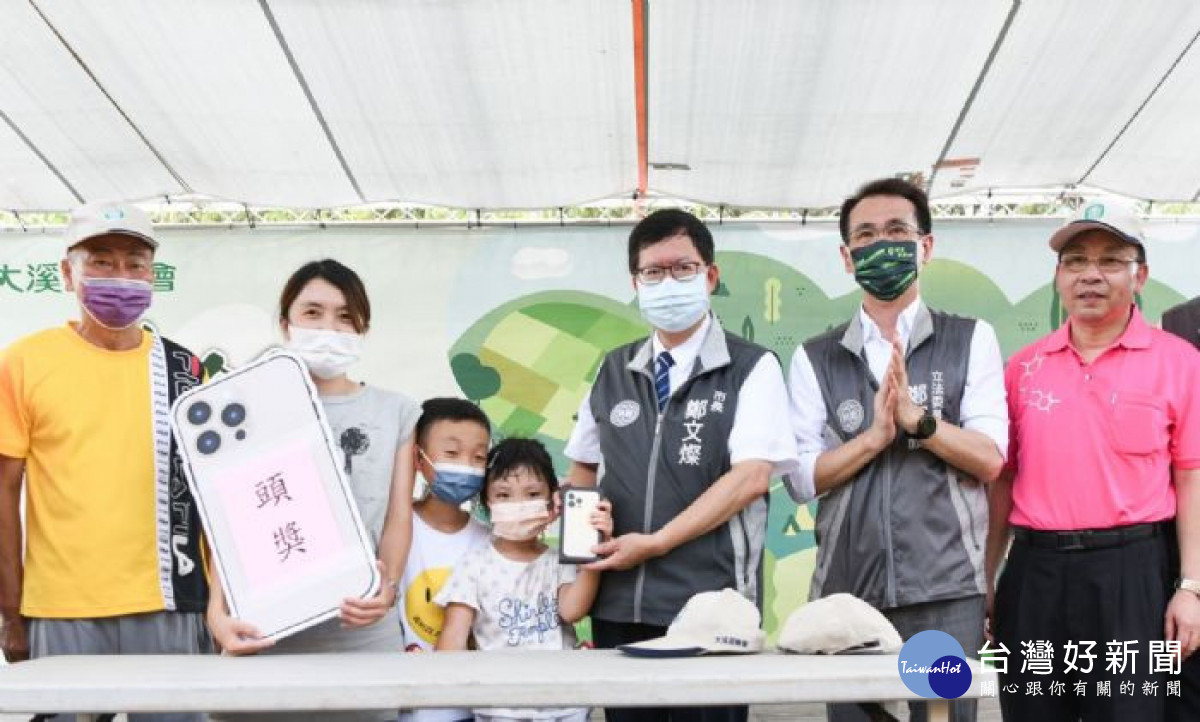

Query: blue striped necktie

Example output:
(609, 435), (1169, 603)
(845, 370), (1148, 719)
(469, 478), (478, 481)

(655, 351), (675, 412)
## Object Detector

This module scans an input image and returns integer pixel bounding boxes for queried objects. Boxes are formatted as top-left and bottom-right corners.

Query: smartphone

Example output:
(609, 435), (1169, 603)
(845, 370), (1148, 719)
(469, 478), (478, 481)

(559, 485), (603, 564)
(170, 351), (379, 641)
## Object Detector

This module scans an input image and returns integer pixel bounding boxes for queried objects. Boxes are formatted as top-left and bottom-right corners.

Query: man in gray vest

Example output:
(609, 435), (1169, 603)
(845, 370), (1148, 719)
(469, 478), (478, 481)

(565, 209), (798, 722)
(786, 178), (1008, 722)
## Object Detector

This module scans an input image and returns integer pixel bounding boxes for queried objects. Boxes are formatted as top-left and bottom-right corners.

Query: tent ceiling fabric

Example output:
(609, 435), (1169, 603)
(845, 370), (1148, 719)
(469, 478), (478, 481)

(268, 0), (636, 208)
(0, 0), (635, 210)
(0, 0), (1199, 211)
(0, 0), (186, 208)
(926, 0), (1200, 201)
(646, 0), (1014, 207)
(1083, 14), (1200, 202)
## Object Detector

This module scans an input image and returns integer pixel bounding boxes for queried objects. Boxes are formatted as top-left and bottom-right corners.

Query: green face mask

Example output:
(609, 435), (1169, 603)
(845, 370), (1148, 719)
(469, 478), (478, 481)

(851, 240), (919, 301)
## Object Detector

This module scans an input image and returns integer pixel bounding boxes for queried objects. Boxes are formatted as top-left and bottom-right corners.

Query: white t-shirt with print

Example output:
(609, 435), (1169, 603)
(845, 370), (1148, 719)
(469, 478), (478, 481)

(436, 544), (584, 720)
(398, 511), (490, 722)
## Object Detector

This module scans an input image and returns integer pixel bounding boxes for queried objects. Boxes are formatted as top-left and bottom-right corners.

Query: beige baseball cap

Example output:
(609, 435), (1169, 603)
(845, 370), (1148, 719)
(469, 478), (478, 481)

(1048, 200), (1145, 253)
(63, 201), (158, 252)
(777, 593), (902, 655)
(618, 588), (765, 657)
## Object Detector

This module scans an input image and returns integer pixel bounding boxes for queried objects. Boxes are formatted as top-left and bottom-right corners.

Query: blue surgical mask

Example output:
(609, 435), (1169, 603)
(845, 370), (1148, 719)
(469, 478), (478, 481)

(419, 449), (484, 505)
(637, 274), (711, 333)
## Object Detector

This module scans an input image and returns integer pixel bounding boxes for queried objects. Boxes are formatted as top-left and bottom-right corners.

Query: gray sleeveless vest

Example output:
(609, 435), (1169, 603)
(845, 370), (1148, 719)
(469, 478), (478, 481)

(804, 304), (986, 609)
(587, 317), (769, 625)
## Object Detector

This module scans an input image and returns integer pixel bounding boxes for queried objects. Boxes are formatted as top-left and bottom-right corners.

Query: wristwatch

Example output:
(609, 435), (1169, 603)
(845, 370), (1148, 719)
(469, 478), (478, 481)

(1177, 578), (1200, 597)
(911, 411), (938, 441)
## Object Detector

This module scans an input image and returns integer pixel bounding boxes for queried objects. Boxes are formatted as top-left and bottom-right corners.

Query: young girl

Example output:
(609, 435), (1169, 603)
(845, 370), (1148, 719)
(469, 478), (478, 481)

(207, 259), (418, 722)
(435, 438), (612, 722)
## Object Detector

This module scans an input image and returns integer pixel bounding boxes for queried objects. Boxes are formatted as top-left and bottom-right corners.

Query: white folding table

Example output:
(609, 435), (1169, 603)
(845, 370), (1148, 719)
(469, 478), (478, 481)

(0, 650), (995, 721)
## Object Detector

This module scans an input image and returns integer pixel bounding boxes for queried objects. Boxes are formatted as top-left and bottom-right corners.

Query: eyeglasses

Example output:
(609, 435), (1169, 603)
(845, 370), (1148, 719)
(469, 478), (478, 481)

(635, 261), (706, 285)
(1058, 254), (1138, 274)
(848, 222), (924, 246)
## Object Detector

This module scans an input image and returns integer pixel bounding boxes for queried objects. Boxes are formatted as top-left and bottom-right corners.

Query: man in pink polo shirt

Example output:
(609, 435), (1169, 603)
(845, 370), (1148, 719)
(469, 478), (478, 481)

(987, 200), (1200, 721)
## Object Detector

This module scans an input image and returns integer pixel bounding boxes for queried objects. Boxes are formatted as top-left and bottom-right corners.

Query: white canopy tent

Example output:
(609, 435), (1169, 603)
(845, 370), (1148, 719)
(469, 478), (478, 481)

(1, 0), (1199, 211)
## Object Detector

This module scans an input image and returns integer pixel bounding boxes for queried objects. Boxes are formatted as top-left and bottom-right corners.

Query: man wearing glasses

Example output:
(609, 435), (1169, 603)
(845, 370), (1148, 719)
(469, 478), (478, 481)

(987, 202), (1200, 720)
(565, 209), (797, 722)
(787, 178), (1008, 722)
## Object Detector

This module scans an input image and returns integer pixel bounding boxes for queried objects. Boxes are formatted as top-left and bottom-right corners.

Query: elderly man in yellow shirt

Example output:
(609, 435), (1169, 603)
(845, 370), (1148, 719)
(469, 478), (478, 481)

(0, 201), (211, 722)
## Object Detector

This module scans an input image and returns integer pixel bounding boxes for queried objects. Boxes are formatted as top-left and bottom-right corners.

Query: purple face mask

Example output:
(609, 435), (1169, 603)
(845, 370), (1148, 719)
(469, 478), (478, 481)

(79, 277), (153, 329)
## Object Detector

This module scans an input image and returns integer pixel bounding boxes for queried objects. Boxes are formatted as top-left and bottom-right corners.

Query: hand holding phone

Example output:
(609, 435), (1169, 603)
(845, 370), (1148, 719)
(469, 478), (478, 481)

(558, 486), (607, 563)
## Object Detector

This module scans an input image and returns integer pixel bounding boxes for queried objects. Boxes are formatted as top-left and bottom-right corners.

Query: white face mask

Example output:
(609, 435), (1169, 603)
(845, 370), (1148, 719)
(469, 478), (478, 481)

(284, 326), (363, 380)
(637, 274), (711, 333)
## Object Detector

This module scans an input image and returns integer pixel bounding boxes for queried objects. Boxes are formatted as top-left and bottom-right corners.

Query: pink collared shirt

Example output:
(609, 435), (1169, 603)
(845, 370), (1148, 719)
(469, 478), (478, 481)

(1005, 306), (1200, 531)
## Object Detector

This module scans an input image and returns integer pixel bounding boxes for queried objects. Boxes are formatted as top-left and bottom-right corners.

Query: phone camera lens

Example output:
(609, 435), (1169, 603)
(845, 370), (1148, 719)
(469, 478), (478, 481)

(187, 401), (211, 425)
(197, 430), (221, 455)
(221, 403), (246, 427)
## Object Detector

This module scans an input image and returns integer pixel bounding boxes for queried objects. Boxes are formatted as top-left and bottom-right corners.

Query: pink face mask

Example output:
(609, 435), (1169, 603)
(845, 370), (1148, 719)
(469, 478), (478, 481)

(489, 499), (551, 541)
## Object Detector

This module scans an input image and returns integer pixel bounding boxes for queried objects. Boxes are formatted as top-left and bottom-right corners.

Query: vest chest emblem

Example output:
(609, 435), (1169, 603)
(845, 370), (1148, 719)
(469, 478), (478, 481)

(836, 399), (865, 434)
(610, 399), (641, 427)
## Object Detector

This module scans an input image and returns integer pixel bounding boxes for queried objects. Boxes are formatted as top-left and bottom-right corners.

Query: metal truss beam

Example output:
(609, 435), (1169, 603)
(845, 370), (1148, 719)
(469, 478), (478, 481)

(3, 192), (1199, 232)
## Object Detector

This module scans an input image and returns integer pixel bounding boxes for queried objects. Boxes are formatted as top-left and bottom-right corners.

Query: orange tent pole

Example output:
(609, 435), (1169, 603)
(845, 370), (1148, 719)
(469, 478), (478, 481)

(633, 0), (648, 199)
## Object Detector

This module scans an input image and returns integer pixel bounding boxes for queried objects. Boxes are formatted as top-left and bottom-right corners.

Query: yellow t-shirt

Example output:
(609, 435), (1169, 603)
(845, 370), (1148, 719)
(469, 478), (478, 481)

(0, 323), (164, 618)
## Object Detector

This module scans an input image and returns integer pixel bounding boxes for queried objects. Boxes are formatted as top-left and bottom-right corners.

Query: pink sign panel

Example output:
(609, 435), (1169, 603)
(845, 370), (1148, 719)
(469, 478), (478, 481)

(215, 438), (346, 594)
